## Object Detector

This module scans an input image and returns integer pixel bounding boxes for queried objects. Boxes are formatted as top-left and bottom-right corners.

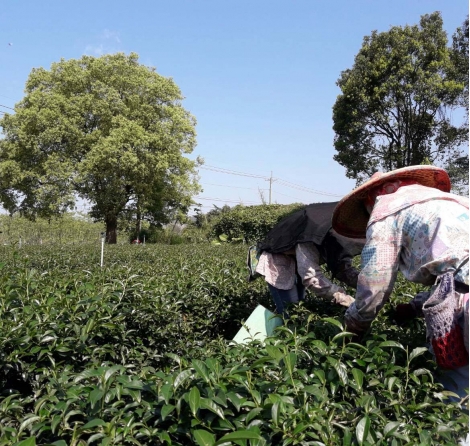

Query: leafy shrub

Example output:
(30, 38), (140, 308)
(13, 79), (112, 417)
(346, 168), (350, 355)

(0, 244), (467, 445)
(210, 203), (305, 244)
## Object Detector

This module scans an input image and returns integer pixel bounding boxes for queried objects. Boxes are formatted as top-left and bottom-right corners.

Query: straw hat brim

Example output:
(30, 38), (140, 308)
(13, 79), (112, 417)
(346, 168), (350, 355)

(332, 166), (451, 239)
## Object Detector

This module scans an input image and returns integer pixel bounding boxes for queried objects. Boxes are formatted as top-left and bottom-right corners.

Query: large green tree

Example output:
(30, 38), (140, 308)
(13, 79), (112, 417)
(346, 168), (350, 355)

(450, 16), (469, 114)
(0, 53), (200, 243)
(332, 12), (467, 184)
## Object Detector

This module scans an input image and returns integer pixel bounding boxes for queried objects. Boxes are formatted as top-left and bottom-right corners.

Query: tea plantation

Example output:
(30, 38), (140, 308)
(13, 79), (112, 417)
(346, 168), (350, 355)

(0, 244), (467, 445)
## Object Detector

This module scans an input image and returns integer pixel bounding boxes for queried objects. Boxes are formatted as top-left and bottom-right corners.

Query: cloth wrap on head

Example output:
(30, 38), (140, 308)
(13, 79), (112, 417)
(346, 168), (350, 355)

(257, 202), (363, 279)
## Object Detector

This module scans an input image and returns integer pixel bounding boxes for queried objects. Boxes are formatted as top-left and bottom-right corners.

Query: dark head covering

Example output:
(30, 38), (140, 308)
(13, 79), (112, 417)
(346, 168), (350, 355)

(258, 201), (364, 280)
(258, 202), (338, 253)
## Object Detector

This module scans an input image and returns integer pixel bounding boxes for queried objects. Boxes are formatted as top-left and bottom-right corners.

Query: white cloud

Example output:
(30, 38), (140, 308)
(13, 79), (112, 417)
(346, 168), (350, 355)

(84, 44), (105, 56)
(84, 29), (122, 56)
(101, 29), (121, 43)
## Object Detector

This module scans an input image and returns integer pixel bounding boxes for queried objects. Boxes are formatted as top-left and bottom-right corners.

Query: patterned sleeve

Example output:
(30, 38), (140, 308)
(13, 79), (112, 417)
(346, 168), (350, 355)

(345, 218), (401, 332)
(295, 243), (346, 299)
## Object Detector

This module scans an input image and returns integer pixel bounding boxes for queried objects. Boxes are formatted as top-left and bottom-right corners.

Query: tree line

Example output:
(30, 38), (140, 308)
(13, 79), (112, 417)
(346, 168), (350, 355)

(0, 12), (467, 243)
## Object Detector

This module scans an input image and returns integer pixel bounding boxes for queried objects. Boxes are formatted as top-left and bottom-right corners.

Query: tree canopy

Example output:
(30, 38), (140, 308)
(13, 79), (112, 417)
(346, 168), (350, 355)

(0, 52), (200, 243)
(450, 16), (469, 114)
(332, 12), (468, 185)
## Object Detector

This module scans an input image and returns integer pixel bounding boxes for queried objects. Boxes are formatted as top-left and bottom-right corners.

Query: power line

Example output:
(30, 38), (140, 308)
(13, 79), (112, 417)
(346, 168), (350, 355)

(198, 156), (264, 172)
(200, 164), (269, 179)
(203, 182), (269, 191)
(274, 190), (306, 201)
(275, 179), (343, 197)
(0, 104), (14, 111)
(194, 196), (259, 205)
(199, 163), (344, 197)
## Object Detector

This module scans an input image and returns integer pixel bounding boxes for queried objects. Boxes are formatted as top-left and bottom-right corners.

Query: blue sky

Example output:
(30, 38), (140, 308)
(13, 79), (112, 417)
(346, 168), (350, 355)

(0, 1), (467, 214)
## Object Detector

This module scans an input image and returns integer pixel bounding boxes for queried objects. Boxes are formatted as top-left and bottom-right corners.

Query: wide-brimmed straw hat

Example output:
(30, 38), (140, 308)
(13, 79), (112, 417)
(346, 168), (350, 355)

(332, 165), (451, 239)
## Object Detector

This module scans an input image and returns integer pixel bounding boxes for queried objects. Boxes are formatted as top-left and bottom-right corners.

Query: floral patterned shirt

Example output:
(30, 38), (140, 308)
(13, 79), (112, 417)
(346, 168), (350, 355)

(346, 185), (469, 332)
(255, 243), (346, 299)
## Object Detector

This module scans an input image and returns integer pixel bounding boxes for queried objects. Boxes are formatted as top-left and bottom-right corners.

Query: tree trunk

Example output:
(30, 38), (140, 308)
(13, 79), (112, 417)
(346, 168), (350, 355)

(106, 215), (118, 244)
(135, 210), (142, 240)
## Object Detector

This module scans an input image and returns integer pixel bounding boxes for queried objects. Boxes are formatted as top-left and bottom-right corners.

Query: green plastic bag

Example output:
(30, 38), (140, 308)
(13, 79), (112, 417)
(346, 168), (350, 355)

(232, 305), (282, 344)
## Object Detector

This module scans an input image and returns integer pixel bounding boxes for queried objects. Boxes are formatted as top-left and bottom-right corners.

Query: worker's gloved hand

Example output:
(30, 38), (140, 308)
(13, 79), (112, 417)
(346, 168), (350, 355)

(392, 303), (417, 326)
(331, 291), (355, 307)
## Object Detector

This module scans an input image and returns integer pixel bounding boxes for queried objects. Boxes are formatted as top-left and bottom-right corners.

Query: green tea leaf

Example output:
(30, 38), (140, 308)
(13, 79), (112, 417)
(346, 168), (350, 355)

(14, 438), (36, 446)
(378, 341), (404, 349)
(215, 430), (261, 444)
(160, 384), (173, 404)
(174, 369), (193, 390)
(246, 407), (263, 424)
(327, 357), (348, 385)
(322, 317), (343, 330)
(387, 377), (399, 393)
(200, 398), (225, 420)
(226, 392), (242, 412)
(81, 419), (106, 429)
(284, 352), (297, 373)
(166, 353), (182, 366)
(192, 359), (211, 383)
(265, 345), (283, 361)
(412, 368), (432, 378)
(313, 369), (326, 385)
(161, 404), (175, 420)
(355, 415), (370, 445)
(409, 347), (428, 363)
(189, 386), (201, 416)
(384, 421), (401, 437)
(293, 422), (308, 435)
(18, 416), (40, 434)
(310, 340), (328, 353)
(343, 428), (352, 446)
(351, 368), (364, 390)
(193, 429), (215, 446)
(332, 332), (355, 343)
(271, 401), (280, 427)
(104, 365), (123, 383)
(89, 389), (104, 407)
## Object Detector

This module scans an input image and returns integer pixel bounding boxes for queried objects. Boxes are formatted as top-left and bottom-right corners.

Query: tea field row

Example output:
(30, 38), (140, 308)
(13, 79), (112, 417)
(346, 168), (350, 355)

(0, 244), (467, 445)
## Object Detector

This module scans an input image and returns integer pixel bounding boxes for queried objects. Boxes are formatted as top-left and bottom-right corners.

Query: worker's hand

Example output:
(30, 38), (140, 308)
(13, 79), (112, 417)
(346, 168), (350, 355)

(332, 291), (355, 307)
(344, 313), (369, 344)
(391, 303), (417, 326)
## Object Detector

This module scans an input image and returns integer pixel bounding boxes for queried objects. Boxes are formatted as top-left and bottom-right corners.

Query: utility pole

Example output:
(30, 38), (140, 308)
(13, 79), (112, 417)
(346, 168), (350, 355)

(268, 171), (276, 204)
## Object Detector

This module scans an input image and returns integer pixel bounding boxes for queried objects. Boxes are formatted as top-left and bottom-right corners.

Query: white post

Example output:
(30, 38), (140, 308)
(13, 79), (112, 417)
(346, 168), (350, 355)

(19, 236), (22, 249)
(100, 232), (105, 267)
(143, 235), (146, 245)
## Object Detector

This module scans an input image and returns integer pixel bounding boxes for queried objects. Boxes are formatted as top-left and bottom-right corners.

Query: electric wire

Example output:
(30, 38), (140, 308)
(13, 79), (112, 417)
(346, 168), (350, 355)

(194, 196), (259, 205)
(203, 182), (269, 191)
(199, 164), (344, 197)
(274, 190), (308, 201)
(275, 179), (343, 197)
(200, 164), (269, 179)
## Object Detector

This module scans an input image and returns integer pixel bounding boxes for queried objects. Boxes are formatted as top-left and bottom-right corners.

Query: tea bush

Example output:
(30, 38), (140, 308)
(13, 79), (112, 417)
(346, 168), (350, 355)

(210, 204), (305, 243)
(0, 244), (467, 445)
